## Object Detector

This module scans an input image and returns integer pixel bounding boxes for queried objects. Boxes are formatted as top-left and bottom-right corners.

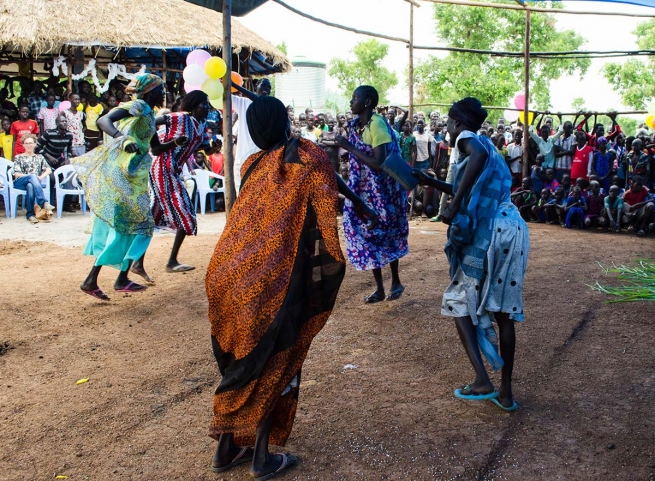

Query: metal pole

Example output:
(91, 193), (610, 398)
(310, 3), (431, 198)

(522, 10), (531, 178)
(222, 0), (236, 216)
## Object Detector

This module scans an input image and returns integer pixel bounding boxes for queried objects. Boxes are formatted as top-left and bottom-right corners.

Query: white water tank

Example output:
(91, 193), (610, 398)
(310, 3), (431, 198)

(275, 56), (326, 112)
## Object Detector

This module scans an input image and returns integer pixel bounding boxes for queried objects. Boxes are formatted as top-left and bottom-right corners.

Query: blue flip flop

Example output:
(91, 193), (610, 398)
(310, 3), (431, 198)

(489, 397), (519, 411)
(453, 385), (499, 401)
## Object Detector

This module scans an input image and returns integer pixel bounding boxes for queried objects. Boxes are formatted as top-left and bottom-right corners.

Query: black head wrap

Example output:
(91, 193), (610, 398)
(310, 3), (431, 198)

(448, 97), (487, 132)
(246, 96), (289, 151)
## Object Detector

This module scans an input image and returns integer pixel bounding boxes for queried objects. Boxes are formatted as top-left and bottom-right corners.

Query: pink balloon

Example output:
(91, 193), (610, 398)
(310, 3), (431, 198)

(58, 101), (71, 112)
(184, 83), (201, 94)
(513, 93), (526, 110)
(186, 49), (211, 67)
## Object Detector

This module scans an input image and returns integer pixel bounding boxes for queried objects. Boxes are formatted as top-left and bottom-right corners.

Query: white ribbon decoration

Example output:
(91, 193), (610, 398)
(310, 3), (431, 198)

(52, 56), (147, 94)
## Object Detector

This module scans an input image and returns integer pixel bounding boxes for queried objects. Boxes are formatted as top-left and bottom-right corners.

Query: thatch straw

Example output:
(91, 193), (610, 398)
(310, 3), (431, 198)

(0, 0), (290, 72)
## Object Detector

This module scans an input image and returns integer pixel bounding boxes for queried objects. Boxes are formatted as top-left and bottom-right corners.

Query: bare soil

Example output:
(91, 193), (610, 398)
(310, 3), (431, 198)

(1, 221), (654, 481)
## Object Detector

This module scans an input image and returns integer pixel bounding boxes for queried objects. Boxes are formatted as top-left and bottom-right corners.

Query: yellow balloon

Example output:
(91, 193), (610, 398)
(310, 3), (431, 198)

(204, 57), (227, 80)
(651, 117), (655, 129)
(518, 111), (534, 125)
(646, 115), (655, 128)
(202, 78), (224, 100)
(209, 97), (223, 110)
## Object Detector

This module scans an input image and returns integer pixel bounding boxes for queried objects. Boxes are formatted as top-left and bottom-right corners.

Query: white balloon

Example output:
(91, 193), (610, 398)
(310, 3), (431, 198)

(183, 64), (208, 86)
(504, 109), (520, 122)
(646, 99), (655, 116)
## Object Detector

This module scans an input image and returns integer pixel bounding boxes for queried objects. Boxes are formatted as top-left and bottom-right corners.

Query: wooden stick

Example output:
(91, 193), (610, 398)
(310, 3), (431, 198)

(522, 10), (531, 178)
(408, 2), (416, 220)
(411, 44), (655, 59)
(222, 0), (236, 216)
(399, 103), (648, 116)
(421, 0), (655, 18)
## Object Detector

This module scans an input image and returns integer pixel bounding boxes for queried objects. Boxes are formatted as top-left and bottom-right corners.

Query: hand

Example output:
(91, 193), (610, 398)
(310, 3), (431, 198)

(441, 202), (459, 225)
(353, 200), (379, 231)
(124, 141), (139, 154)
(335, 135), (350, 150)
(411, 168), (432, 186)
(610, 220), (616, 229)
(175, 135), (188, 147)
(607, 111), (618, 120)
(584, 111), (592, 118)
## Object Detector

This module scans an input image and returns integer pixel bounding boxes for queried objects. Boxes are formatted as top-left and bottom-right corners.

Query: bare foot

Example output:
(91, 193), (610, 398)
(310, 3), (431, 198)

(130, 265), (154, 283)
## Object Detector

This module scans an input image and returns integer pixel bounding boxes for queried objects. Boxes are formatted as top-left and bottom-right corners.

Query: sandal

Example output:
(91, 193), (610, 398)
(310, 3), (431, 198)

(365, 291), (385, 303)
(81, 287), (110, 301)
(210, 447), (253, 473)
(386, 285), (405, 301)
(114, 281), (147, 293)
(253, 453), (298, 481)
(453, 384), (498, 401)
(166, 264), (195, 273)
(489, 397), (519, 412)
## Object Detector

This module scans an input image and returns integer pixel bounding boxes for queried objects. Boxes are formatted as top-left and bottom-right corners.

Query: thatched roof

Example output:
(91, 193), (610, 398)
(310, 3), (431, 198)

(0, 0), (290, 73)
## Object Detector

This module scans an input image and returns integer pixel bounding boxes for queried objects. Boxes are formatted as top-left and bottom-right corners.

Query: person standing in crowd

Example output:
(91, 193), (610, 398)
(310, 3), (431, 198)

(37, 94), (60, 133)
(205, 96), (376, 479)
(506, 128), (523, 187)
(0, 117), (13, 159)
(387, 105), (408, 134)
(576, 112), (621, 150)
(413, 97), (529, 412)
(318, 117), (340, 171)
(413, 119), (434, 171)
(84, 95), (104, 150)
(73, 74), (182, 301)
(12, 134), (54, 223)
(529, 113), (559, 172)
(301, 115), (318, 143)
(142, 90), (217, 277)
(554, 120), (575, 182)
(337, 85), (409, 303)
(613, 133), (628, 188)
(27, 80), (46, 120)
(62, 93), (87, 157)
(590, 137), (615, 194)
(231, 79), (271, 191)
(571, 130), (594, 183)
(399, 120), (417, 166)
(10, 105), (39, 158)
(35, 113), (75, 212)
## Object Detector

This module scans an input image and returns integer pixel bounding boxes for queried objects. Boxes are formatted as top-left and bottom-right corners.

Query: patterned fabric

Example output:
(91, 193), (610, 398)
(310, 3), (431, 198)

(554, 134), (575, 170)
(399, 133), (416, 164)
(13, 154), (49, 176)
(594, 151), (612, 193)
(73, 100), (156, 236)
(37, 107), (59, 131)
(62, 109), (85, 146)
(343, 116), (409, 271)
(206, 139), (345, 446)
(446, 131), (515, 280)
(126, 74), (164, 99)
(585, 192), (605, 218)
(151, 113), (208, 235)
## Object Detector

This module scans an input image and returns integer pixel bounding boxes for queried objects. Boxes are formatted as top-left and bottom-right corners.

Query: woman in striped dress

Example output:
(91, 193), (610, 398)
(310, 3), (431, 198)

(136, 91), (215, 276)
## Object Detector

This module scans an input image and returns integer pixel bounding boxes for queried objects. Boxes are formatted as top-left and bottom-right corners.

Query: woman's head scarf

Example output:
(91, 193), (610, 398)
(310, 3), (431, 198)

(448, 97), (488, 132)
(246, 96), (290, 151)
(125, 74), (164, 100)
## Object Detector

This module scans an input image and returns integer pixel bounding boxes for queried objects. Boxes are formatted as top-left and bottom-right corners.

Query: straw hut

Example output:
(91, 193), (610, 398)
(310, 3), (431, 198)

(0, 0), (290, 85)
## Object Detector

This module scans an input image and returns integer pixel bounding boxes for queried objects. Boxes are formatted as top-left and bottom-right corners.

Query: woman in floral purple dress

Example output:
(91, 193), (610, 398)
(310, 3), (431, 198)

(336, 86), (409, 303)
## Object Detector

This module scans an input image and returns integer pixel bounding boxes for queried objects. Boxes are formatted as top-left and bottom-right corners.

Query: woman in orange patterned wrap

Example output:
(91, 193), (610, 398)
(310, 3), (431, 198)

(205, 96), (377, 479)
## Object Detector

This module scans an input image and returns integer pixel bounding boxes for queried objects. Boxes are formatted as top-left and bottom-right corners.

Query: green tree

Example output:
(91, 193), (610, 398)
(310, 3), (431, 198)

(271, 42), (288, 97)
(571, 97), (586, 112)
(602, 20), (655, 109)
(328, 39), (398, 104)
(414, 1), (589, 112)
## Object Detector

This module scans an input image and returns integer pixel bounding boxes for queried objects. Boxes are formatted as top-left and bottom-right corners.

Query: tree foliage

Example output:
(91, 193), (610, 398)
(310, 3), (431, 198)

(414, 1), (589, 111)
(328, 39), (398, 104)
(602, 20), (655, 109)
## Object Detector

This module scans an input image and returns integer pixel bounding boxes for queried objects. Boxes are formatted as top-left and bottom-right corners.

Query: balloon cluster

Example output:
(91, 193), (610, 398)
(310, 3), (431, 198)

(182, 49), (244, 109)
(503, 93), (533, 125)
(645, 100), (655, 129)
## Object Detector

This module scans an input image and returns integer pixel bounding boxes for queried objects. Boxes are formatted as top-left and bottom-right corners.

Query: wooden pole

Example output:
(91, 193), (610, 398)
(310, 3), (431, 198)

(522, 10), (531, 178)
(161, 51), (167, 108)
(222, 0), (236, 216)
(408, 2), (416, 219)
(67, 47), (73, 96)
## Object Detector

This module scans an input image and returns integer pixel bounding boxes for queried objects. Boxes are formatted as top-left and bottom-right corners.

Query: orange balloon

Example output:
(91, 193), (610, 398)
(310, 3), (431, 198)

(230, 71), (243, 93)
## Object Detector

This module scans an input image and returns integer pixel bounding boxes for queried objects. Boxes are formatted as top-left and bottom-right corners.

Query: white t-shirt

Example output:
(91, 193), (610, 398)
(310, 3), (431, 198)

(232, 95), (260, 191)
(507, 143), (523, 174)
(413, 131), (434, 162)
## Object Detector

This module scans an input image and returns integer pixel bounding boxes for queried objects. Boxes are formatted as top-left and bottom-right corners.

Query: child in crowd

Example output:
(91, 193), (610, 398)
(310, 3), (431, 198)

(603, 185), (623, 233)
(542, 168), (559, 192)
(543, 186), (568, 225)
(610, 175), (624, 196)
(584, 180), (605, 229)
(571, 130), (593, 183)
(0, 117), (13, 159)
(511, 176), (537, 221)
(564, 186), (587, 229)
(590, 137), (615, 194)
(37, 94), (59, 132)
(625, 138), (648, 187)
(399, 120), (416, 166)
(622, 175), (653, 236)
(559, 173), (572, 196)
(318, 118), (340, 171)
(531, 188), (553, 223)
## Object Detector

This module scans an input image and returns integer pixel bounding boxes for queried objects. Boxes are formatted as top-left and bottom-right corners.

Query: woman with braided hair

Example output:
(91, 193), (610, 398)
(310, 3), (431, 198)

(74, 74), (187, 301)
(414, 97), (530, 412)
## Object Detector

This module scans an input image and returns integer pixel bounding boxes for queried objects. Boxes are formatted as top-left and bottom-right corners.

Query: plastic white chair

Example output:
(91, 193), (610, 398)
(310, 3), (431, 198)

(54, 165), (87, 218)
(193, 169), (225, 214)
(0, 157), (12, 218)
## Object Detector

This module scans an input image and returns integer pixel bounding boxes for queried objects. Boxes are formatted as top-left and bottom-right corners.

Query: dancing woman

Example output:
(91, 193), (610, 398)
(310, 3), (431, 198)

(205, 96), (377, 478)
(414, 97), (530, 411)
(336, 85), (409, 303)
(137, 90), (216, 275)
(74, 74), (186, 301)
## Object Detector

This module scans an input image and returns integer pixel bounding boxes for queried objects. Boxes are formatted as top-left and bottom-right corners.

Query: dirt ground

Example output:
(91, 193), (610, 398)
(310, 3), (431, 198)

(1, 218), (654, 481)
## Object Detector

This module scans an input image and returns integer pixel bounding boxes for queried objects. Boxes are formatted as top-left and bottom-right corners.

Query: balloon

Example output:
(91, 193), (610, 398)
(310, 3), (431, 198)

(58, 101), (71, 112)
(209, 97), (223, 110)
(202, 78), (224, 99)
(183, 64), (208, 86)
(504, 109), (520, 122)
(650, 117), (655, 129)
(230, 71), (243, 93)
(186, 49), (211, 67)
(646, 115), (655, 128)
(184, 83), (201, 94)
(646, 99), (655, 115)
(204, 57), (227, 80)
(513, 93), (526, 110)
(518, 111), (534, 125)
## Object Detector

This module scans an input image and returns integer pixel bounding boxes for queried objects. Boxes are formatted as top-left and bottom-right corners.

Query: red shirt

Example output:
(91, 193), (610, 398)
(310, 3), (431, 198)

(623, 187), (651, 206)
(10, 119), (39, 156)
(570, 145), (593, 181)
(209, 153), (224, 175)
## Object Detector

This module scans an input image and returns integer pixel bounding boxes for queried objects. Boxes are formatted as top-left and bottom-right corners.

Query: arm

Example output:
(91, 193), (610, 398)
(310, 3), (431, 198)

(336, 174), (378, 228)
(535, 113), (544, 130)
(412, 170), (454, 196)
(590, 153), (597, 176)
(393, 106), (408, 126)
(587, 150), (594, 177)
(606, 112), (621, 141)
(150, 131), (184, 157)
(232, 83), (258, 101)
(411, 141), (417, 165)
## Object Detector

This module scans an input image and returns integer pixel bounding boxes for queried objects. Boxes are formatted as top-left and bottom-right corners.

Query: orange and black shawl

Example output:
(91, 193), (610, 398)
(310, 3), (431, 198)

(206, 138), (346, 446)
